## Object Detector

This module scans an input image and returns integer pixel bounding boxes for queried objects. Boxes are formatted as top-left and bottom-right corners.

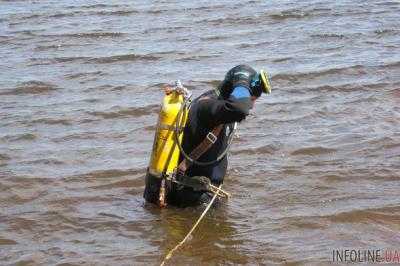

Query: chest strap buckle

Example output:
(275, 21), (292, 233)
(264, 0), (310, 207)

(206, 132), (217, 144)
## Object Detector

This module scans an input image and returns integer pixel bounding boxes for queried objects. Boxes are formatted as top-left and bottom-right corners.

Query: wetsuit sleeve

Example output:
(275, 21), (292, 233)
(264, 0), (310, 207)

(196, 87), (252, 128)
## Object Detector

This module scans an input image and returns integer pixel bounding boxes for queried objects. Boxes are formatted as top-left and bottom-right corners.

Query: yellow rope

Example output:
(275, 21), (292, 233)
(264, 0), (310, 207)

(209, 183), (230, 198)
(160, 184), (222, 266)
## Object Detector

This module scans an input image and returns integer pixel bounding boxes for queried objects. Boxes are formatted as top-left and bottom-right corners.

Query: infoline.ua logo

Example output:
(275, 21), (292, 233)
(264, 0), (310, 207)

(332, 249), (400, 264)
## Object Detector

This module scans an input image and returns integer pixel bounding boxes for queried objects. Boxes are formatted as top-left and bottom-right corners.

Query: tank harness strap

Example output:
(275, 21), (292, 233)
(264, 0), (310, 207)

(177, 124), (223, 174)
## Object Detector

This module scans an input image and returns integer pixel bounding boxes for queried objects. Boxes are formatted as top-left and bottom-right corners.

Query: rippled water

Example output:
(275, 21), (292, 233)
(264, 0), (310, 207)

(1, 0), (399, 265)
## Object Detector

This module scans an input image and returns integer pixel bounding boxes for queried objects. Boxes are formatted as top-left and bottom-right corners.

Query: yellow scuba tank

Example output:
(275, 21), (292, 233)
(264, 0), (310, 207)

(148, 88), (188, 177)
(145, 81), (190, 207)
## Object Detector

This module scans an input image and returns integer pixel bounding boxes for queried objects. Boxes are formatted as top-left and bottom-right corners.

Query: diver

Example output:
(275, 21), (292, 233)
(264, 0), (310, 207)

(144, 64), (272, 207)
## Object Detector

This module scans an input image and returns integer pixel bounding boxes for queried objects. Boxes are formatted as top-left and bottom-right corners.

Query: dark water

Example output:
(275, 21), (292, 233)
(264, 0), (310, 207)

(1, 0), (399, 265)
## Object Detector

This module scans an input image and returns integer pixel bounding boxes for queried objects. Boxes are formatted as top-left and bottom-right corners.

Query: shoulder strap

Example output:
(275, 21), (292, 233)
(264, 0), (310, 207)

(177, 124), (223, 174)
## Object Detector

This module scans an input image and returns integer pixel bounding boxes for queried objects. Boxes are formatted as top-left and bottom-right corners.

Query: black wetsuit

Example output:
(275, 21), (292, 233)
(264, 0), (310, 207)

(144, 64), (257, 206)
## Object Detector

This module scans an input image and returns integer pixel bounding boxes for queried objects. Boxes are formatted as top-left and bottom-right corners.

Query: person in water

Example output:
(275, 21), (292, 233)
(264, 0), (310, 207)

(144, 64), (271, 207)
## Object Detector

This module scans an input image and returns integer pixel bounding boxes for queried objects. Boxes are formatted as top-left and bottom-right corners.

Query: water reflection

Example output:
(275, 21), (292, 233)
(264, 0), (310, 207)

(144, 201), (249, 264)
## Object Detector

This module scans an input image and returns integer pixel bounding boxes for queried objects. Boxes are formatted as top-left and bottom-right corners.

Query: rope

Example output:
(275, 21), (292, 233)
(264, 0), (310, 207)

(160, 184), (222, 266)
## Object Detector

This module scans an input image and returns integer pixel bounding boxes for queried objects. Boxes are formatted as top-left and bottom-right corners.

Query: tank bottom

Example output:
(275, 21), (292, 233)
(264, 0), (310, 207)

(143, 170), (162, 204)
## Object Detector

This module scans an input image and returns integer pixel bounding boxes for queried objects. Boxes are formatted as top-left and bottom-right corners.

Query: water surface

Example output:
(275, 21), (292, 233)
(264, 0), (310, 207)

(1, 0), (399, 265)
